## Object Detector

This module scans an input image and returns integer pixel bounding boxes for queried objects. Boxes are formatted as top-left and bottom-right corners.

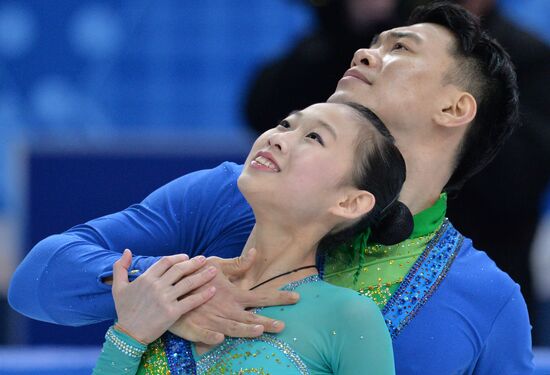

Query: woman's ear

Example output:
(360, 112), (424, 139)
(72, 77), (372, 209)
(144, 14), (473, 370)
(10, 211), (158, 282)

(434, 90), (477, 129)
(329, 189), (375, 220)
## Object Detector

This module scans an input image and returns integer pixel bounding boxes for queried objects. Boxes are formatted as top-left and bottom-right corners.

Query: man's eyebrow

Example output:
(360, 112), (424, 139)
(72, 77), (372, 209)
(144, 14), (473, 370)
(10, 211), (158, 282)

(289, 110), (301, 117)
(370, 33), (380, 47)
(371, 30), (423, 46)
(318, 120), (337, 139)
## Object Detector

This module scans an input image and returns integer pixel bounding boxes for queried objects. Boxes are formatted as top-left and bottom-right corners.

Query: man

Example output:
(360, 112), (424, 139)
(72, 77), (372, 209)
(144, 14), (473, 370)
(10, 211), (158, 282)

(8, 3), (533, 374)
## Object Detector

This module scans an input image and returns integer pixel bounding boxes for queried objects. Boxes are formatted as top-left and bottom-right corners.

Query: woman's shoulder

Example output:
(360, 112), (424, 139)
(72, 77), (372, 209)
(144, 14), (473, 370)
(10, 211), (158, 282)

(297, 279), (380, 315)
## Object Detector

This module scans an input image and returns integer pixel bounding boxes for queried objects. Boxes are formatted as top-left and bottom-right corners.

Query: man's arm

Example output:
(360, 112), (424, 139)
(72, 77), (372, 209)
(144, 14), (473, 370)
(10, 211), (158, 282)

(473, 285), (535, 374)
(8, 163), (244, 325)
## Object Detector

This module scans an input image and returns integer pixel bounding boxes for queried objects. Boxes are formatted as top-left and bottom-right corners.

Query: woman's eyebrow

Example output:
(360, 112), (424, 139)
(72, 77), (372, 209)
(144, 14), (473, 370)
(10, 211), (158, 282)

(317, 120), (337, 140)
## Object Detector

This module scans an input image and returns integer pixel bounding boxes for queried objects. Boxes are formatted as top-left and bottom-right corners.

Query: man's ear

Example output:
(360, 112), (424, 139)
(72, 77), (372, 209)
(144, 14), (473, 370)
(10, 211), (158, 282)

(434, 90), (477, 129)
(328, 190), (375, 221)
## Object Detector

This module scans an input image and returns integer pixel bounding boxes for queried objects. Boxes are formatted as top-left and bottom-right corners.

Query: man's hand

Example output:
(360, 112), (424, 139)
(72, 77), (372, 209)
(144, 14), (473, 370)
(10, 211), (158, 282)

(112, 249), (218, 344)
(168, 248), (300, 345)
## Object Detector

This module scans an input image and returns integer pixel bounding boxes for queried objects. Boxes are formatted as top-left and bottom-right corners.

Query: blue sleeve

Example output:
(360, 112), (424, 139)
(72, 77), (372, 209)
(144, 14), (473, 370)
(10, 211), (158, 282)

(8, 162), (249, 326)
(473, 286), (535, 374)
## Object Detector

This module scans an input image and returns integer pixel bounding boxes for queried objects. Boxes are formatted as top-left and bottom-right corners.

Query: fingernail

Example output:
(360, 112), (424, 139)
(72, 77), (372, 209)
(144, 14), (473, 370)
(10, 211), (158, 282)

(196, 255), (206, 263)
(254, 325), (263, 332)
(209, 286), (216, 294)
(272, 320), (280, 328)
(208, 266), (217, 274)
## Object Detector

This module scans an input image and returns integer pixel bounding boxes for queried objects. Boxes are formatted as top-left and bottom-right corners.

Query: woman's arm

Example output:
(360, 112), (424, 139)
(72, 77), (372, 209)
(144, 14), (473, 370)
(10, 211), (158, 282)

(93, 250), (218, 375)
(93, 325), (147, 375)
(332, 294), (395, 375)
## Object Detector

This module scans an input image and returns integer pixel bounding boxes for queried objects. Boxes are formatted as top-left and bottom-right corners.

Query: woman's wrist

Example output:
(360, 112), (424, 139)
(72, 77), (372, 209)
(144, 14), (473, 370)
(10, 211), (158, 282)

(106, 326), (147, 358)
(114, 322), (149, 345)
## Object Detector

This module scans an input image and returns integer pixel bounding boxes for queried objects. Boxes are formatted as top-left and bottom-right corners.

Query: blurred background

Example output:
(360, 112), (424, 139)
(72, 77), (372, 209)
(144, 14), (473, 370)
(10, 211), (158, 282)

(0, 0), (548, 373)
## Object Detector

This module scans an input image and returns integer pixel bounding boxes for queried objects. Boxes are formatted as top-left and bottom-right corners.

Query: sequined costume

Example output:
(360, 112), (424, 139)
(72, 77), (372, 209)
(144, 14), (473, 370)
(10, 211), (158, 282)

(10, 162), (534, 373)
(93, 275), (395, 374)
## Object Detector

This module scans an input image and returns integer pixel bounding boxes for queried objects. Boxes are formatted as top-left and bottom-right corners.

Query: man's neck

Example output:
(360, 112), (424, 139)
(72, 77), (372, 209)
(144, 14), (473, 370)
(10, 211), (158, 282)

(397, 143), (454, 214)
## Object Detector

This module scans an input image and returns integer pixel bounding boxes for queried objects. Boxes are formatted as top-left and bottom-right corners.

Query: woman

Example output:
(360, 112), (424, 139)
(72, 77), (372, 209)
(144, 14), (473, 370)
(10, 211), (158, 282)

(94, 102), (412, 374)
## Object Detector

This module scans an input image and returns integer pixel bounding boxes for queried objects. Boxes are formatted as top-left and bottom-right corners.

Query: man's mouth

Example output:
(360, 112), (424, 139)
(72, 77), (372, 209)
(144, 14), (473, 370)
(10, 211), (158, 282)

(343, 69), (372, 85)
(251, 152), (280, 172)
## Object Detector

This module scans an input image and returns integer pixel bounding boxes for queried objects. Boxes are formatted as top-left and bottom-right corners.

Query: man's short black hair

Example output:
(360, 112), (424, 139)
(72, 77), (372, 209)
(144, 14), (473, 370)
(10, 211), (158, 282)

(408, 1), (519, 193)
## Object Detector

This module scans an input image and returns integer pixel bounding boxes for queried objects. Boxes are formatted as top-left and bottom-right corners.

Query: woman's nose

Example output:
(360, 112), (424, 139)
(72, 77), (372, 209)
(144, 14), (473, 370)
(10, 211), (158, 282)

(351, 48), (379, 69)
(267, 131), (288, 153)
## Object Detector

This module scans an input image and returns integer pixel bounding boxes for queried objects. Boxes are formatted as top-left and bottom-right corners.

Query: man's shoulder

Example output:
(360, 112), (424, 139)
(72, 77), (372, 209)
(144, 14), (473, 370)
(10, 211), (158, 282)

(161, 162), (244, 198)
(143, 161), (249, 225)
(444, 229), (522, 307)
(177, 161), (243, 184)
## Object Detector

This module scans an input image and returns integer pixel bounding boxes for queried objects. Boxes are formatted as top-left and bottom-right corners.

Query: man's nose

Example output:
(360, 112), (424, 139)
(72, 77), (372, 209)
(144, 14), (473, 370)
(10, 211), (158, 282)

(351, 48), (378, 69)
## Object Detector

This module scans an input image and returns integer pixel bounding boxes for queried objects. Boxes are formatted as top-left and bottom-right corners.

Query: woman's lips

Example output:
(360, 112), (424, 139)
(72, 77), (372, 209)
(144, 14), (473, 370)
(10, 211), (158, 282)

(251, 151), (280, 172)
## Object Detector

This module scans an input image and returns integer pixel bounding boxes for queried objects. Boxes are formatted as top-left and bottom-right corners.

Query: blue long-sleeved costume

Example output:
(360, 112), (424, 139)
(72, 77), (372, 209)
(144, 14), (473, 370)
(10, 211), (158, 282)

(9, 162), (534, 374)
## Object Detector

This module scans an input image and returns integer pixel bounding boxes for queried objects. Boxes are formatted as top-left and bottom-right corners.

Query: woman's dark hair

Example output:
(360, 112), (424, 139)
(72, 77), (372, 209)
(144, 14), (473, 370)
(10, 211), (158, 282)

(319, 102), (414, 249)
(408, 1), (520, 193)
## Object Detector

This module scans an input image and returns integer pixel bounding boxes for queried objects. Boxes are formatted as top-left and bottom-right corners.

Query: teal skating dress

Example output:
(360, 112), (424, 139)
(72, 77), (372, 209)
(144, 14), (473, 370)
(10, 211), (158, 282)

(94, 275), (395, 374)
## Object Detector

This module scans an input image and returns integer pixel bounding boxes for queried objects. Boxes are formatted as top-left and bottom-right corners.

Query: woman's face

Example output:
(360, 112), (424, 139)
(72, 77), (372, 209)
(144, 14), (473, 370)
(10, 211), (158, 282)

(238, 103), (369, 223)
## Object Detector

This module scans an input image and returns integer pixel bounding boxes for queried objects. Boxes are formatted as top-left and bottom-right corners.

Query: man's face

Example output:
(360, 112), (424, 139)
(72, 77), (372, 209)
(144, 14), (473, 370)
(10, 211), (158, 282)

(329, 23), (457, 141)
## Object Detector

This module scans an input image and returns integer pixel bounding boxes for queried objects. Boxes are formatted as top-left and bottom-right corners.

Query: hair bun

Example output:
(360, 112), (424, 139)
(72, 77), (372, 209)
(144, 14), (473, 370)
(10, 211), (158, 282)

(370, 201), (414, 246)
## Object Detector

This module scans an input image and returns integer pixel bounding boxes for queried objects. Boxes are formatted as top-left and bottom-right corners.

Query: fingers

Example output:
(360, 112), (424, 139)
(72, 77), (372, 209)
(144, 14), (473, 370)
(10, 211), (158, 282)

(234, 310), (285, 334)
(112, 249), (132, 292)
(176, 286), (217, 315)
(184, 326), (225, 346)
(119, 249), (132, 269)
(243, 290), (300, 308)
(218, 248), (257, 277)
(145, 253), (190, 278)
(170, 266), (218, 298)
(161, 256), (208, 286)
(210, 316), (264, 338)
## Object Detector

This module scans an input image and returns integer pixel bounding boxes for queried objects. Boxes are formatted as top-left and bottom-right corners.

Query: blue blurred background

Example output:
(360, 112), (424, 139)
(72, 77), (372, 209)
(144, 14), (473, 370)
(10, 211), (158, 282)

(0, 0), (549, 373)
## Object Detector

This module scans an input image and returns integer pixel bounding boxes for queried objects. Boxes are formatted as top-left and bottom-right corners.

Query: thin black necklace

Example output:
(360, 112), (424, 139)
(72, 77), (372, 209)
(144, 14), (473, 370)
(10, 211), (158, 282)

(249, 265), (317, 291)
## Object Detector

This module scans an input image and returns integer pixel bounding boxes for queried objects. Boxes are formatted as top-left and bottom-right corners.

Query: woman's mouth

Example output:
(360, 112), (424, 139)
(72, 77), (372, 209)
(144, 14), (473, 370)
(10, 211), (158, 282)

(251, 154), (280, 172)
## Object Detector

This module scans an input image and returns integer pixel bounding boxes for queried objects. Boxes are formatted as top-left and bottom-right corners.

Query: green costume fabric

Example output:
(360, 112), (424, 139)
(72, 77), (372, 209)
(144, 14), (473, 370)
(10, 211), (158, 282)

(94, 276), (395, 375)
(324, 194), (447, 307)
(93, 326), (147, 374)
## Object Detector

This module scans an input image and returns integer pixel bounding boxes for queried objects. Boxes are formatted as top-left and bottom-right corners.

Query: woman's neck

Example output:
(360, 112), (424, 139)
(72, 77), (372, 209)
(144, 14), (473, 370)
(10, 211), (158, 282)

(235, 221), (322, 291)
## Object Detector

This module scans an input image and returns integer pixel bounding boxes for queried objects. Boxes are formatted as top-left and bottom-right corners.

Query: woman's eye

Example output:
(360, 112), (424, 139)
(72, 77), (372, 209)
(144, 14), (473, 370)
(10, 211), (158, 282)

(277, 120), (291, 129)
(392, 42), (408, 51)
(306, 132), (324, 145)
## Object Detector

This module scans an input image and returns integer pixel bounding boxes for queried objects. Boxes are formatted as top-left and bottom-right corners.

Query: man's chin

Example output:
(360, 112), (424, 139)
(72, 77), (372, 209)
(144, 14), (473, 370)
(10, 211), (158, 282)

(327, 89), (351, 104)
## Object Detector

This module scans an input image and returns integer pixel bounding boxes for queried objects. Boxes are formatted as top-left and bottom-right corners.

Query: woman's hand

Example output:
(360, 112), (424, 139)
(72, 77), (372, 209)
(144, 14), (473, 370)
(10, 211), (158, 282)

(112, 249), (217, 344)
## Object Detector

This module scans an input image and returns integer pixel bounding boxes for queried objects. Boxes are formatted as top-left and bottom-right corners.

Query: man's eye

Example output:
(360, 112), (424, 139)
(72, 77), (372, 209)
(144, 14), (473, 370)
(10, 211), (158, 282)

(392, 42), (408, 51)
(306, 132), (324, 145)
(277, 120), (291, 129)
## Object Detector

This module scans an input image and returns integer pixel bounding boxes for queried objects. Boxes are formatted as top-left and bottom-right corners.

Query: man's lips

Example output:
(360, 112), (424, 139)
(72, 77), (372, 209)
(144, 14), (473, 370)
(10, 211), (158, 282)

(251, 151), (281, 172)
(343, 69), (371, 85)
